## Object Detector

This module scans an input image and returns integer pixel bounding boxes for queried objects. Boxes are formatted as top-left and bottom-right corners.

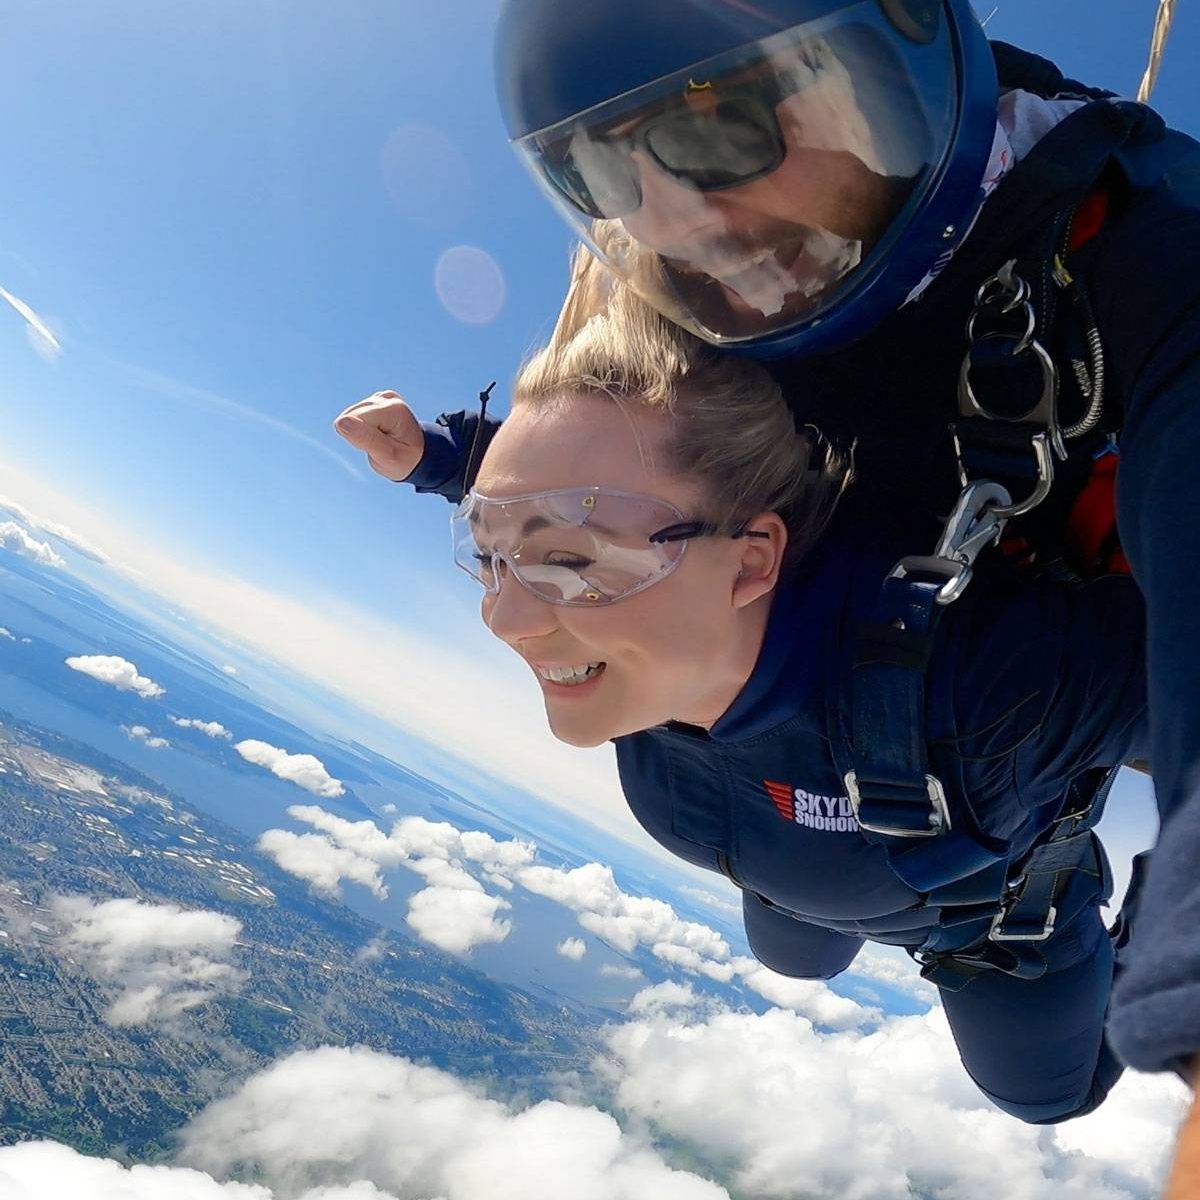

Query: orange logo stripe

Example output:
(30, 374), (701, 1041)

(763, 780), (795, 821)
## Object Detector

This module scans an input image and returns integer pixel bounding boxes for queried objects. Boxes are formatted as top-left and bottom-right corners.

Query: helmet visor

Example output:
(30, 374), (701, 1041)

(451, 487), (693, 606)
(514, 0), (958, 346)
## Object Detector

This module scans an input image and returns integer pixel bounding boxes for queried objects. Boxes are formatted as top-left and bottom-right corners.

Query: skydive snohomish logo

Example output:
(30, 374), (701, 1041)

(764, 780), (860, 833)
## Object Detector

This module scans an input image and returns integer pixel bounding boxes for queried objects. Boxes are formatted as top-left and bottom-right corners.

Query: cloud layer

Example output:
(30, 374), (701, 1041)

(257, 809), (530, 955)
(178, 1045), (726, 1200)
(3, 1013), (1180, 1200)
(256, 806), (880, 1023)
(0, 494), (110, 563)
(0, 520), (65, 568)
(603, 990), (1187, 1200)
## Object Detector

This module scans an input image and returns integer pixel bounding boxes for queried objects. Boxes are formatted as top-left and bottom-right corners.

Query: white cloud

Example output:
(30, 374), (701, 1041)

(601, 964), (644, 981)
(0, 494), (110, 563)
(123, 724), (170, 749)
(273, 817), (730, 978)
(678, 885), (740, 917)
(0, 1140), (387, 1199)
(627, 981), (703, 1016)
(0, 626), (13, 640)
(516, 863), (731, 965)
(846, 942), (939, 1006)
(405, 887), (512, 955)
(0, 521), (66, 568)
(51, 896), (244, 1027)
(603, 999), (1187, 1200)
(257, 830), (386, 899)
(356, 935), (388, 964)
(263, 809), (531, 955)
(731, 957), (877, 1030)
(222, 664), (238, 676)
(170, 716), (233, 740)
(65, 654), (164, 699)
(0, 285), (61, 360)
(458, 829), (537, 874)
(178, 1046), (729, 1200)
(557, 937), (587, 961)
(235, 741), (344, 798)
(270, 808), (879, 1002)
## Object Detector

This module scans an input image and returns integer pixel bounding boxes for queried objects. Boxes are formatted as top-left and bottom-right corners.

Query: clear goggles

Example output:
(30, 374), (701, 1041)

(452, 487), (763, 606)
(513, 1), (956, 345)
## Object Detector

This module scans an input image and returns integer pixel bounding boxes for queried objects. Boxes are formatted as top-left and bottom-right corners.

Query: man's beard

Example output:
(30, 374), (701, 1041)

(658, 222), (864, 339)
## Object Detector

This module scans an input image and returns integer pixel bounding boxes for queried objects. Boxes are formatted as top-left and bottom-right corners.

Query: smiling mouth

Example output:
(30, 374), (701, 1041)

(536, 662), (606, 687)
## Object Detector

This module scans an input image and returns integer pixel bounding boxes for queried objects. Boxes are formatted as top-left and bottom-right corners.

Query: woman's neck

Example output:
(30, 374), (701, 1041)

(670, 592), (774, 731)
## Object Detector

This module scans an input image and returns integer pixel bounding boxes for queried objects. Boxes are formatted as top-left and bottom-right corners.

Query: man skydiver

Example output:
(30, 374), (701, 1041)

(334, 0), (1200, 1169)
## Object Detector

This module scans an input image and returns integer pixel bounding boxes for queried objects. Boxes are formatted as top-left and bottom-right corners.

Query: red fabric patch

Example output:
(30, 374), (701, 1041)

(1069, 190), (1110, 252)
(1064, 452), (1130, 575)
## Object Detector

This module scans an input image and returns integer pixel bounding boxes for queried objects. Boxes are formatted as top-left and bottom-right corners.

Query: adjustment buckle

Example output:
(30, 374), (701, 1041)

(988, 876), (1058, 943)
(952, 427), (1057, 520)
(844, 771), (951, 838)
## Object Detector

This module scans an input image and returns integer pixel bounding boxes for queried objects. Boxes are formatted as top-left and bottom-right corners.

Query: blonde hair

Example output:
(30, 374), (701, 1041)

(514, 247), (852, 564)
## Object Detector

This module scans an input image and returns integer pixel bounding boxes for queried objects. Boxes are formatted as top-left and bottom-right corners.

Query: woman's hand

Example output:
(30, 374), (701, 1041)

(333, 391), (425, 481)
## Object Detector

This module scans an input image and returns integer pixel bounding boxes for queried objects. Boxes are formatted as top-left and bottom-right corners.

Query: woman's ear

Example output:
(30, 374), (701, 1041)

(731, 512), (789, 609)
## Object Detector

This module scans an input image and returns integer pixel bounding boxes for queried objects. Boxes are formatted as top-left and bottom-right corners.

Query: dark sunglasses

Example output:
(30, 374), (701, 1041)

(538, 78), (791, 220)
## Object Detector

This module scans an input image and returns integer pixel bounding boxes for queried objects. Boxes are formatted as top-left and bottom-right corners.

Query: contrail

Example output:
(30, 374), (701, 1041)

(110, 358), (366, 482)
(2, 286), (364, 481)
(0, 285), (61, 356)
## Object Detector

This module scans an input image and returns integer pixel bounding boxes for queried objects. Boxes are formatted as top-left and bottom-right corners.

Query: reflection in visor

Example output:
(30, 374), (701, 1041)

(515, 0), (955, 346)
(451, 488), (692, 606)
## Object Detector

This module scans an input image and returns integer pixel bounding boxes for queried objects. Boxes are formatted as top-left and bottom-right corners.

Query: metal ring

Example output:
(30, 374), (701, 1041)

(965, 303), (1037, 356)
(959, 335), (1058, 425)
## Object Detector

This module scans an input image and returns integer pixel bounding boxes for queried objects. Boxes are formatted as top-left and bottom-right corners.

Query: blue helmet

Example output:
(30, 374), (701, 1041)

(495, 0), (998, 358)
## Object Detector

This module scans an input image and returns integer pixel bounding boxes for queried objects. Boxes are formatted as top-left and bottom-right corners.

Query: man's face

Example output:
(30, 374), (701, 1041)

(587, 44), (909, 335)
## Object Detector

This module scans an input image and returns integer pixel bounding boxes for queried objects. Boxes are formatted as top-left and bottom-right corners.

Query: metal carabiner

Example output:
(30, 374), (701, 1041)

(888, 480), (1012, 605)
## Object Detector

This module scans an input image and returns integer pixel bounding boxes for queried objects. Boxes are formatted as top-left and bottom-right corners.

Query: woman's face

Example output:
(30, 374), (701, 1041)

(473, 394), (777, 748)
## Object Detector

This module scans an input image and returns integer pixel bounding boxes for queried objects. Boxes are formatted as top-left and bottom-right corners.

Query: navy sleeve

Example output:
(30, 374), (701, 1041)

(1069, 166), (1200, 1073)
(402, 409), (504, 503)
(1106, 347), (1200, 1074)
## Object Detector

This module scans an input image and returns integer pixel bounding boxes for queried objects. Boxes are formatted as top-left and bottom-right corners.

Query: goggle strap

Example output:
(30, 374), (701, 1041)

(463, 380), (497, 493)
(648, 520), (771, 544)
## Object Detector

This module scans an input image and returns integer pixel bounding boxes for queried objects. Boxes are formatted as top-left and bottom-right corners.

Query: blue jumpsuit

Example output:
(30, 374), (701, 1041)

(614, 521), (1146, 1123)
(407, 43), (1200, 1101)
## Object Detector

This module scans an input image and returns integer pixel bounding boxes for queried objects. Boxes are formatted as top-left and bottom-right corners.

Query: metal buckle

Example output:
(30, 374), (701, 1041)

(952, 428), (1057, 520)
(844, 770), (951, 838)
(988, 878), (1058, 943)
(888, 480), (1011, 605)
(888, 555), (969, 605)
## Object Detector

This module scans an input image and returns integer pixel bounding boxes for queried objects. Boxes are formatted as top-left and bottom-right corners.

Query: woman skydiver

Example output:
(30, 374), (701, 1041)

(336, 250), (1147, 1125)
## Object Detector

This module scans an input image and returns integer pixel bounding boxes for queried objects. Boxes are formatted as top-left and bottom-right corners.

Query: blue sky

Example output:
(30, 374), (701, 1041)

(0, 1), (1192, 860)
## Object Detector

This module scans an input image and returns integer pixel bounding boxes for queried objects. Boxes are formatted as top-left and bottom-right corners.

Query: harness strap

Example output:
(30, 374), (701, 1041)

(842, 573), (1010, 892)
(834, 188), (1125, 987)
(914, 766), (1115, 990)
